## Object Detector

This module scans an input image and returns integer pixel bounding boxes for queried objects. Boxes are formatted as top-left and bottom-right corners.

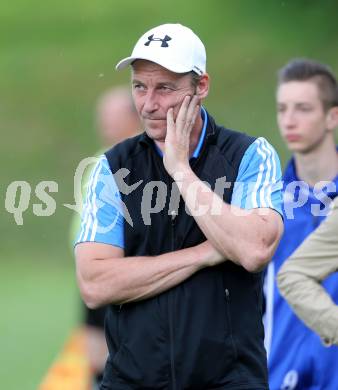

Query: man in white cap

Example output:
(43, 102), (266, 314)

(75, 23), (284, 389)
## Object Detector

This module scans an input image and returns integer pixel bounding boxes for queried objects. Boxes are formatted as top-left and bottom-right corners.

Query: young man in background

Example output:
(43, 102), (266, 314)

(265, 58), (338, 390)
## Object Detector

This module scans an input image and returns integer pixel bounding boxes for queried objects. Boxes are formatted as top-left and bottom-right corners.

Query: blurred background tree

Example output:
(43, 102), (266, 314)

(1, 1), (338, 388)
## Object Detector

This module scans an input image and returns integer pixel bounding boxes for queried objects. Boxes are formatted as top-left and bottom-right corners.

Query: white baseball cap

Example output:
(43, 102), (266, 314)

(115, 23), (206, 75)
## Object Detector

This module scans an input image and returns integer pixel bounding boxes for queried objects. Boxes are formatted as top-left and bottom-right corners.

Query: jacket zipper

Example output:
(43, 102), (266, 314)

(169, 209), (177, 390)
(224, 288), (238, 359)
(117, 304), (123, 344)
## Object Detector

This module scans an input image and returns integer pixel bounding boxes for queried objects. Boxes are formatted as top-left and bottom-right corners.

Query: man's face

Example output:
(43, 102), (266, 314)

(131, 60), (196, 141)
(276, 81), (330, 154)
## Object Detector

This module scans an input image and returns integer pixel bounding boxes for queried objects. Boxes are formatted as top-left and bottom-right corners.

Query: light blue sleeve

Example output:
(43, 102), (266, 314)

(75, 154), (124, 248)
(231, 137), (283, 216)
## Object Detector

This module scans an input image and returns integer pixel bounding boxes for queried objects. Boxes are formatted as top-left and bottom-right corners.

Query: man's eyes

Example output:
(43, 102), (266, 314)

(297, 105), (312, 112)
(277, 105), (286, 113)
(277, 105), (313, 113)
(132, 84), (175, 92)
(133, 84), (145, 90)
(159, 85), (173, 91)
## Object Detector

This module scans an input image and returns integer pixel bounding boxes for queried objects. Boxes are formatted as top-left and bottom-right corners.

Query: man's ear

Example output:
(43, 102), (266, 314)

(196, 73), (210, 100)
(326, 106), (338, 130)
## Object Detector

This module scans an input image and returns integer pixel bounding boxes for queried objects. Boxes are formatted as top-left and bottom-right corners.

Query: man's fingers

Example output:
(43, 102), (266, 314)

(186, 95), (200, 118)
(185, 95), (200, 134)
(166, 107), (175, 134)
(176, 95), (191, 128)
(192, 101), (201, 124)
(167, 94), (200, 141)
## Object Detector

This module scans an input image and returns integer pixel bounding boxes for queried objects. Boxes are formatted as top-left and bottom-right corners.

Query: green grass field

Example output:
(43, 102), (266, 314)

(1, 1), (338, 388)
(0, 255), (78, 389)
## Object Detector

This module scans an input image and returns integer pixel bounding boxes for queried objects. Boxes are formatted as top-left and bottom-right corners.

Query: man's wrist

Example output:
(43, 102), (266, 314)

(171, 166), (195, 187)
(196, 241), (224, 267)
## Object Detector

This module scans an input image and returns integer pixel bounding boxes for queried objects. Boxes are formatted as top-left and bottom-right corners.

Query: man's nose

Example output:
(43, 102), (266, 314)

(143, 90), (159, 113)
(281, 109), (297, 129)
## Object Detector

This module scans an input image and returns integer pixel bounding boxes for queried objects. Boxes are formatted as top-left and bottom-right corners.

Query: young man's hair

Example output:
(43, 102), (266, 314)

(278, 58), (338, 110)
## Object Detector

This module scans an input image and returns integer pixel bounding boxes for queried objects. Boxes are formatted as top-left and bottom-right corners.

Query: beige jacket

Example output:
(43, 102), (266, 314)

(277, 196), (338, 346)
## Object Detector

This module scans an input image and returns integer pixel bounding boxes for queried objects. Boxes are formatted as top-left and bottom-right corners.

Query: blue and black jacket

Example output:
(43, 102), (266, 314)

(102, 114), (269, 389)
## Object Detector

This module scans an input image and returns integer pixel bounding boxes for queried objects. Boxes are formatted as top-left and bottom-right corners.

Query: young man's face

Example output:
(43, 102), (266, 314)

(131, 60), (197, 142)
(276, 81), (330, 154)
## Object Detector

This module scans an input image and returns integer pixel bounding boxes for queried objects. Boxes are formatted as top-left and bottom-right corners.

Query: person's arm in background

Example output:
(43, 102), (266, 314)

(277, 197), (338, 346)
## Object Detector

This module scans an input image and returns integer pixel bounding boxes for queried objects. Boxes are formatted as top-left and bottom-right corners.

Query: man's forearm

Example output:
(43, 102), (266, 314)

(76, 241), (222, 308)
(175, 168), (282, 272)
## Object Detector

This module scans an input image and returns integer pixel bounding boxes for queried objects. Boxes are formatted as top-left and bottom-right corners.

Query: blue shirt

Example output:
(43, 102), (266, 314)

(76, 113), (283, 248)
(265, 157), (338, 390)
